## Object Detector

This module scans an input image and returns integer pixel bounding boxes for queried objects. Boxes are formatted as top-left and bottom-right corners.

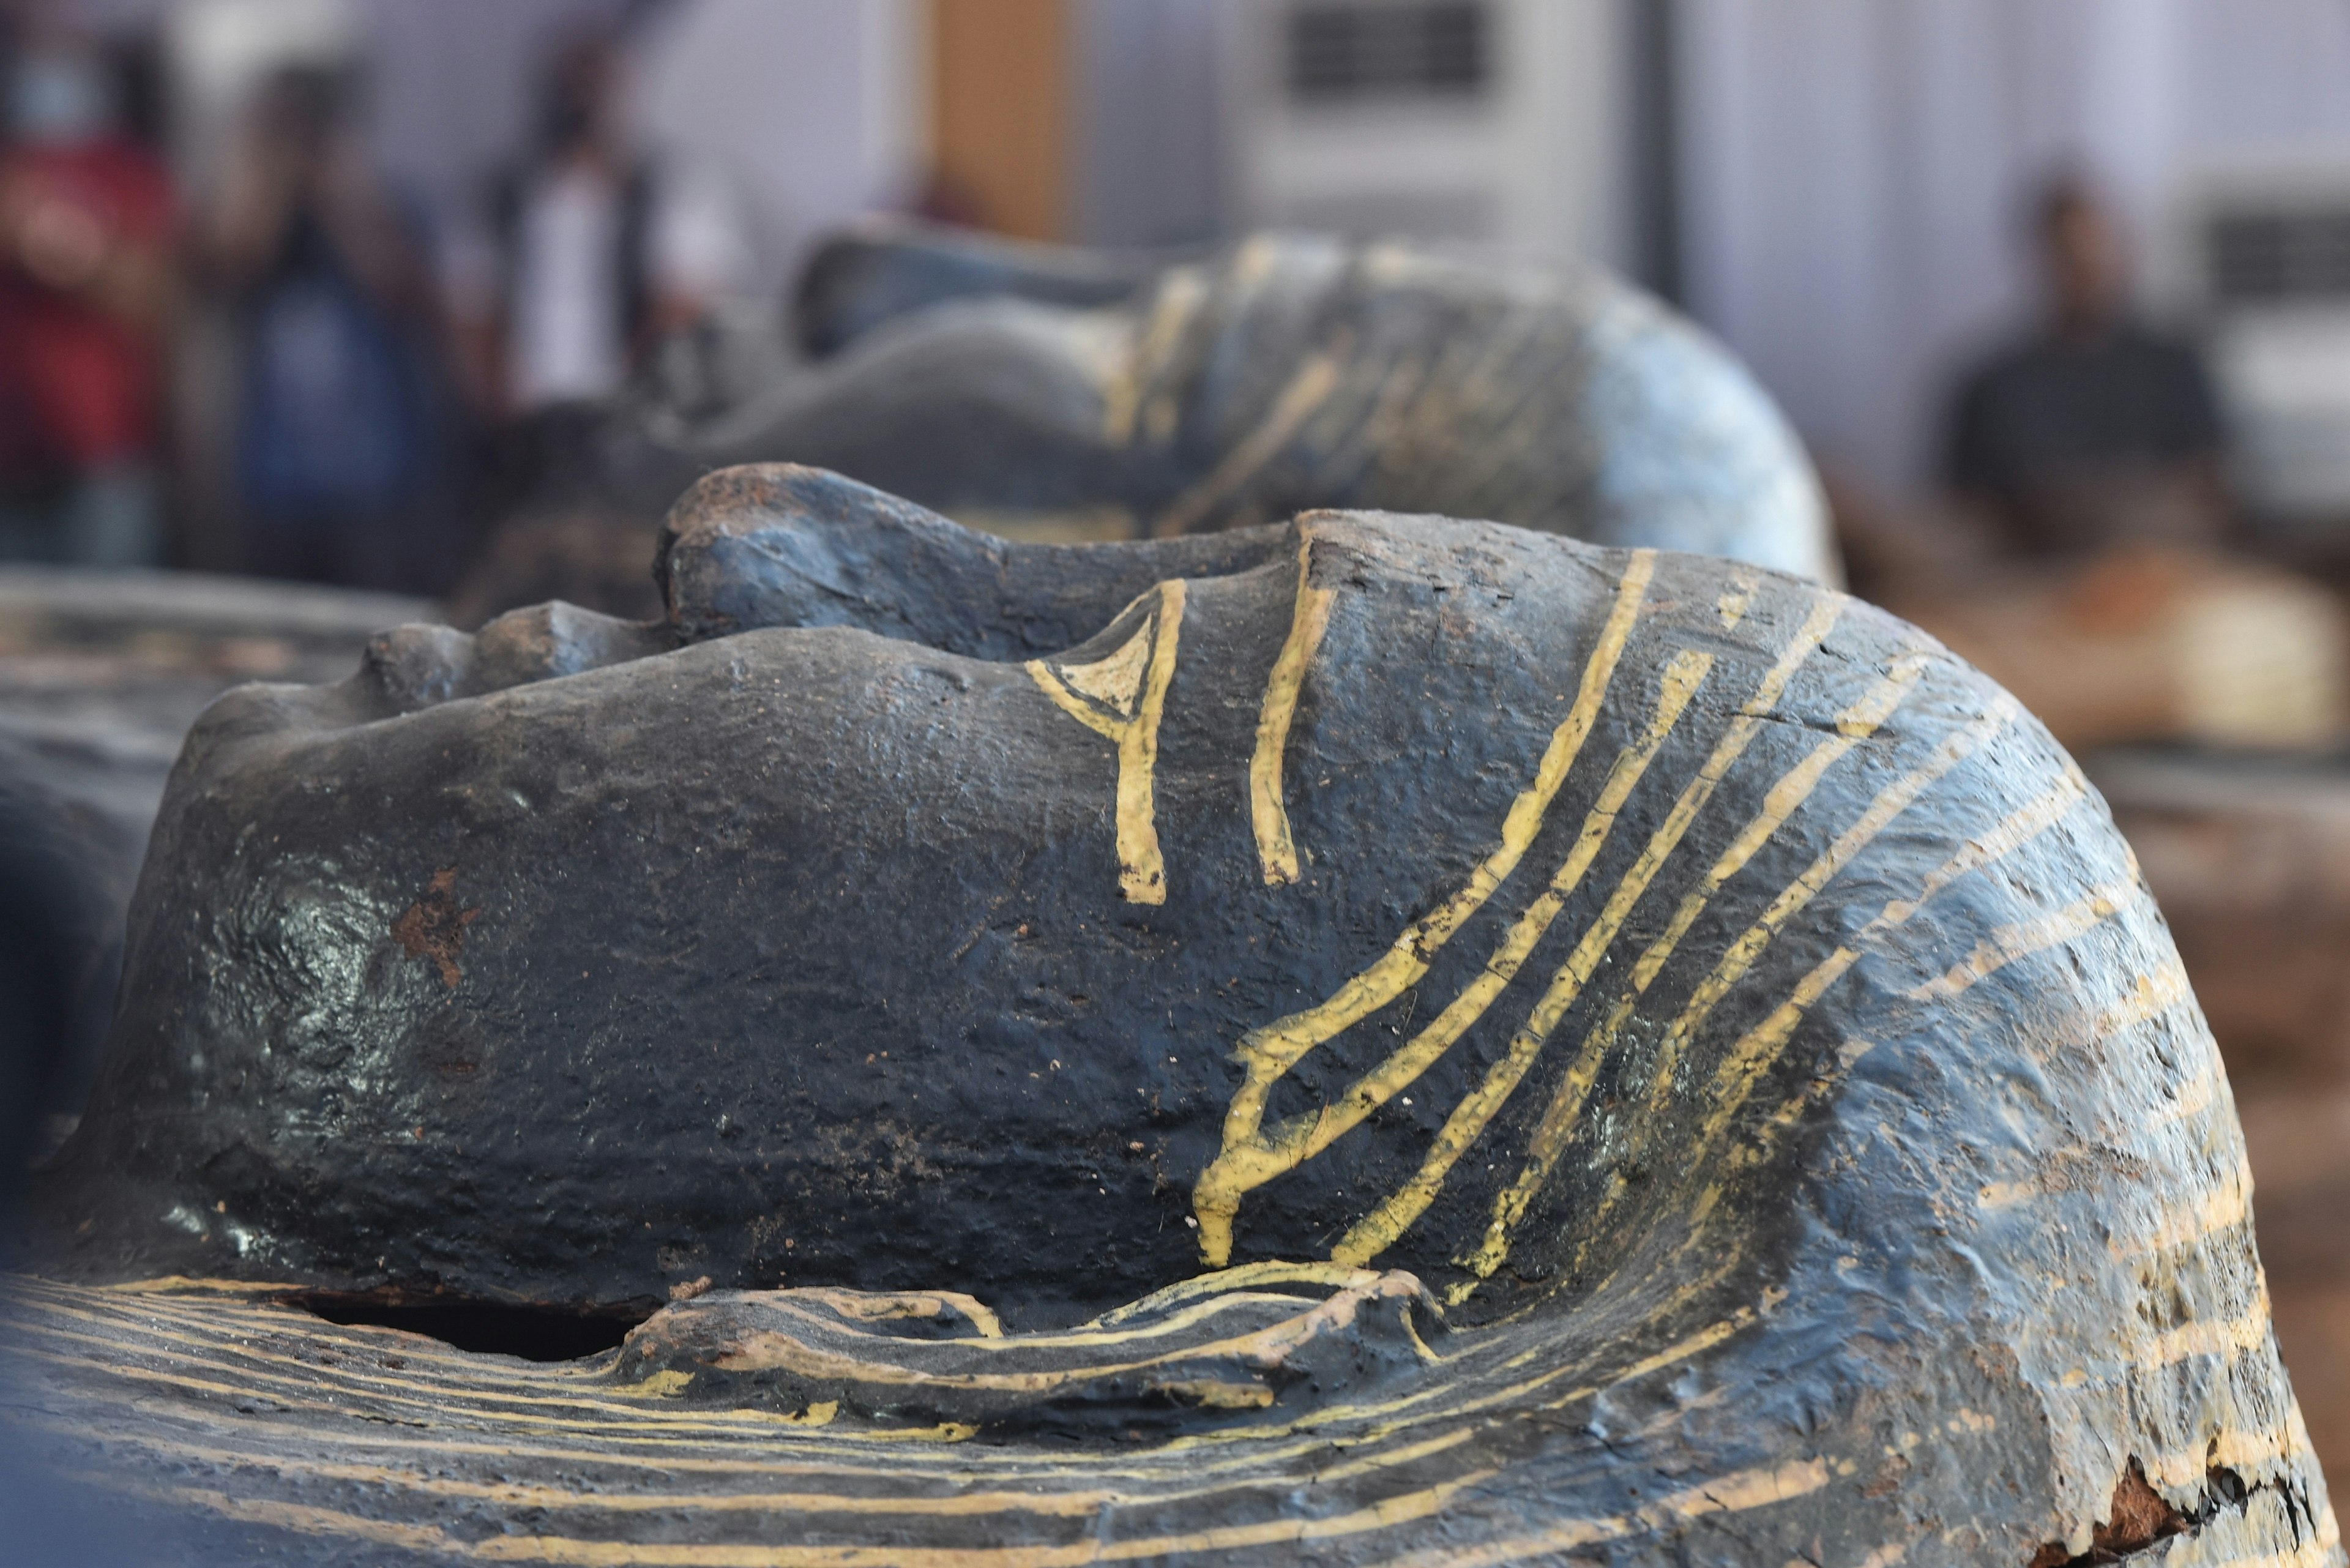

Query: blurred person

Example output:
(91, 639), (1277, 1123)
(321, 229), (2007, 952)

(1942, 172), (2228, 558)
(0, 4), (174, 567)
(201, 64), (455, 588)
(1836, 173), (2348, 759)
(447, 22), (746, 499)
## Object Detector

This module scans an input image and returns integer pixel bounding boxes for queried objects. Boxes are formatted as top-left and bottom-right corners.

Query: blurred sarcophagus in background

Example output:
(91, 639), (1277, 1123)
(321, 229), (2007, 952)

(452, 222), (1841, 625)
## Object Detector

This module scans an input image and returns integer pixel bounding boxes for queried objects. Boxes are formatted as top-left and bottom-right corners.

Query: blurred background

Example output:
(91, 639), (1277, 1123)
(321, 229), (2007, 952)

(13, 0), (2350, 1488)
(11, 0), (2350, 589)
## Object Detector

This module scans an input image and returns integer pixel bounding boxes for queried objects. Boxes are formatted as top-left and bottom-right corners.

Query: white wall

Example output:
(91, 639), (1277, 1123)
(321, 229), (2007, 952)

(1073, 0), (1226, 248)
(368, 0), (923, 297)
(357, 0), (613, 218)
(639, 0), (923, 294)
(1217, 0), (1630, 269)
(1679, 0), (2350, 493)
(103, 0), (923, 301)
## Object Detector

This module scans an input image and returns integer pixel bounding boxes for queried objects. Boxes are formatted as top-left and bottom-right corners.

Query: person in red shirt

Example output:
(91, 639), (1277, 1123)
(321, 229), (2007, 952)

(0, 19), (173, 567)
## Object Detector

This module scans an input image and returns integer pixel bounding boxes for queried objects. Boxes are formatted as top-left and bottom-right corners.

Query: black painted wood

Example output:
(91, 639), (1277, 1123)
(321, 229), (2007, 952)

(15, 465), (2330, 1562)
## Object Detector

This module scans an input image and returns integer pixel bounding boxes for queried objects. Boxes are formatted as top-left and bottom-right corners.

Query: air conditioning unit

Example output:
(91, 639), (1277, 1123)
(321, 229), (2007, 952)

(2174, 162), (2350, 538)
(1218, 0), (1624, 265)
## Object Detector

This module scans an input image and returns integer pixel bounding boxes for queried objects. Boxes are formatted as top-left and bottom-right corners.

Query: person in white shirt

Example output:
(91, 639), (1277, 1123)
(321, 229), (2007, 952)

(448, 24), (746, 420)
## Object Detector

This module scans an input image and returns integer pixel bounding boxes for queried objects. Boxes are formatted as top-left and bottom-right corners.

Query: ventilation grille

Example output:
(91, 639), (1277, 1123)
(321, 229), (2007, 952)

(2210, 206), (2350, 305)
(1286, 1), (1490, 103)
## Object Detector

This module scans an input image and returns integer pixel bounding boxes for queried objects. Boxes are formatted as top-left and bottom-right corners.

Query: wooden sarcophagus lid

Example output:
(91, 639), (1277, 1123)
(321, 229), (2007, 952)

(17, 465), (2330, 1565)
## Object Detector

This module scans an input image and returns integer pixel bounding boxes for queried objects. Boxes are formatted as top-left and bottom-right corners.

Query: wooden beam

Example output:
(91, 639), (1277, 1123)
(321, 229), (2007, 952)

(927, 0), (1069, 242)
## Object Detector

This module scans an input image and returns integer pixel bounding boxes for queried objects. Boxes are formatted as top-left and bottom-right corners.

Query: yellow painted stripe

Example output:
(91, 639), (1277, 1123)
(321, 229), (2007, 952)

(16, 1272), (1765, 1499)
(1667, 696), (2023, 1166)
(1283, 648), (1709, 1152)
(2196, 1545), (2338, 1568)
(1151, 342), (1349, 538)
(1250, 531), (1335, 885)
(0, 1288), (1758, 1561)
(2141, 1407), (2317, 1492)
(10, 1279), (659, 1392)
(13, 1277), (1551, 1490)
(1680, 766), (2097, 1222)
(2114, 1151), (2253, 1259)
(2144, 1056), (2224, 1134)
(2143, 1296), (2272, 1370)
(1363, 1457), (1837, 1567)
(633, 1281), (1425, 1398)
(99, 1274), (321, 1295)
(1695, 946), (1862, 1145)
(44, 1308), (1826, 1565)
(130, 1468), (1504, 1566)
(16, 1285), (1543, 1492)
(1638, 663), (1981, 1118)
(0, 1278), (674, 1393)
(1909, 864), (2142, 1002)
(1452, 322), (1584, 515)
(688, 1282), (1333, 1358)
(1575, 878), (2193, 1357)
(63, 1422), (1483, 1523)
(1715, 570), (1761, 631)
(1343, 351), (1441, 480)
(1193, 551), (1657, 1264)
(1841, 758), (2090, 941)
(2097, 959), (2195, 1038)
(1472, 651), (1954, 1283)
(1567, 691), (2019, 1277)
(100, 1447), (1128, 1521)
(12, 1364), (1472, 1495)
(1155, 1288), (1761, 1461)
(7, 1297), (864, 1430)
(1545, 644), (1948, 1108)
(1102, 267), (1208, 446)
(18, 1279), (1438, 1413)
(1084, 1261), (1374, 1328)
(7, 1325), (905, 1442)
(1333, 648), (1723, 1263)
(1463, 596), (1846, 1277)
(1027, 581), (1186, 905)
(13, 1405), (961, 1485)
(1554, 1312), (1753, 1405)
(1707, 761), (2095, 1170)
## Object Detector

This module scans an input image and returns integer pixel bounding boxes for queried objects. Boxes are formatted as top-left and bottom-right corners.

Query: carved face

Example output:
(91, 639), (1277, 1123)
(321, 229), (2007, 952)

(29, 468), (2144, 1318)
(23, 467), (2321, 1561)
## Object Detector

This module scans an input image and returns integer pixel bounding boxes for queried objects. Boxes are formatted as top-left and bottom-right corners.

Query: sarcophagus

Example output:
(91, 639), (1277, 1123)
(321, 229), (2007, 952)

(479, 225), (1836, 626)
(15, 466), (2330, 1564)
